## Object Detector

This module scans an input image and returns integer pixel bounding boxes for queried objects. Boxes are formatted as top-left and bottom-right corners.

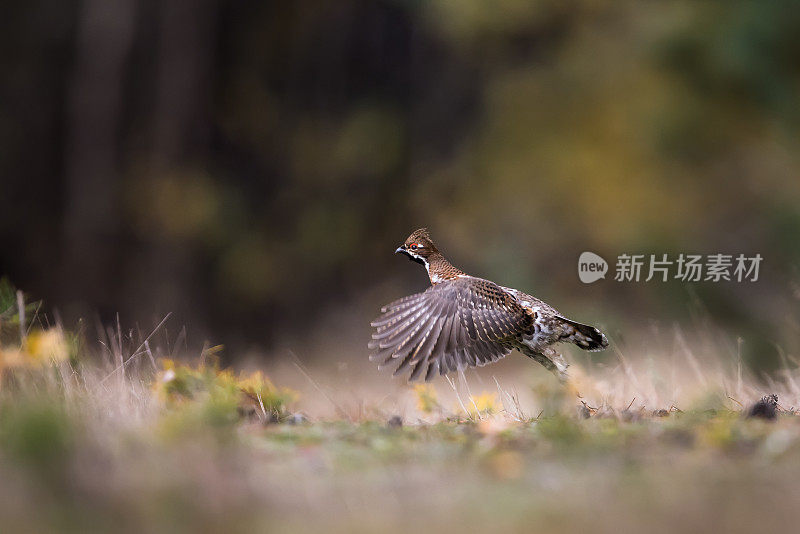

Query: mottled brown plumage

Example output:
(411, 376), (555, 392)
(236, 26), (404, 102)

(370, 229), (608, 382)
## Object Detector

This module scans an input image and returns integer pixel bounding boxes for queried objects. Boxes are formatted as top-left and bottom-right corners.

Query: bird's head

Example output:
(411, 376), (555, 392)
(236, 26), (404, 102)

(395, 228), (438, 266)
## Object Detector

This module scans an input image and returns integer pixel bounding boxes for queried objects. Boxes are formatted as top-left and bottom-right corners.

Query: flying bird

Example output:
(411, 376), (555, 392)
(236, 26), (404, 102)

(369, 229), (608, 383)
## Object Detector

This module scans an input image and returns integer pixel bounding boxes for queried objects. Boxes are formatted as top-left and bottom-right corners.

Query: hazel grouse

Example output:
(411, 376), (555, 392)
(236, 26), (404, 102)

(369, 229), (608, 383)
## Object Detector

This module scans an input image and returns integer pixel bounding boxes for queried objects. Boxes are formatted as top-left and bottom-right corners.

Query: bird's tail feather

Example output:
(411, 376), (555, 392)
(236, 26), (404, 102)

(557, 317), (608, 351)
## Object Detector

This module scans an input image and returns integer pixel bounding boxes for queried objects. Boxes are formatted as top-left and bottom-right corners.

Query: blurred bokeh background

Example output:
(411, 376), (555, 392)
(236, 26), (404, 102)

(2, 0), (799, 372)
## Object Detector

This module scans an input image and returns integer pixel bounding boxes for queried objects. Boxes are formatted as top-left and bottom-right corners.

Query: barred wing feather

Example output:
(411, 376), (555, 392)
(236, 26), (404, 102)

(369, 277), (532, 381)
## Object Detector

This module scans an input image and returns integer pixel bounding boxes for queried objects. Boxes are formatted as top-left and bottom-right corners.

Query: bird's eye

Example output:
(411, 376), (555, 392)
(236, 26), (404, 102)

(410, 244), (420, 250)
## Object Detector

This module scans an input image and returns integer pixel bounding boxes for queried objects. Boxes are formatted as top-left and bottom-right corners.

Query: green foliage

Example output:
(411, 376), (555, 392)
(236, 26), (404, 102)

(0, 401), (73, 473)
(0, 277), (15, 316)
(0, 278), (42, 346)
(154, 358), (297, 434)
(534, 414), (586, 446)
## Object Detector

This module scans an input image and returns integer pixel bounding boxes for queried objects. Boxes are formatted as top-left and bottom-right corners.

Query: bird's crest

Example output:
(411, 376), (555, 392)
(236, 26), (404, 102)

(404, 228), (436, 250)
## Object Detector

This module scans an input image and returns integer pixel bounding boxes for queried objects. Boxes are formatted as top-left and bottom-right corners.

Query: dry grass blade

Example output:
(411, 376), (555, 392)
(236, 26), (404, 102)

(98, 313), (172, 386)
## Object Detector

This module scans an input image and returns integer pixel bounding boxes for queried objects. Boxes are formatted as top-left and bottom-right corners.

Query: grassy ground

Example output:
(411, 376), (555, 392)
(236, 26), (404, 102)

(1, 381), (799, 534)
(1, 292), (799, 532)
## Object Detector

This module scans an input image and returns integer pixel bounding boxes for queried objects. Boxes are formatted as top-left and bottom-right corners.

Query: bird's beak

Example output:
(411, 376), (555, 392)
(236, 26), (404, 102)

(395, 246), (414, 260)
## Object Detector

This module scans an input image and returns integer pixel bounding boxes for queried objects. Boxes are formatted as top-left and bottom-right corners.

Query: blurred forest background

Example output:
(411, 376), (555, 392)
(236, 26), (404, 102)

(1, 0), (799, 372)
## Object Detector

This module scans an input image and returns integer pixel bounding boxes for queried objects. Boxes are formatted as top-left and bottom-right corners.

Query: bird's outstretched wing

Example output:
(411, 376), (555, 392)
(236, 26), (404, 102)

(369, 277), (533, 381)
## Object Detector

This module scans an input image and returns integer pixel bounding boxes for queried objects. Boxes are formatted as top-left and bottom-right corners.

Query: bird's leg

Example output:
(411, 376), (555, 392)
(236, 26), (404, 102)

(538, 347), (568, 382)
(541, 347), (582, 398)
(523, 347), (573, 390)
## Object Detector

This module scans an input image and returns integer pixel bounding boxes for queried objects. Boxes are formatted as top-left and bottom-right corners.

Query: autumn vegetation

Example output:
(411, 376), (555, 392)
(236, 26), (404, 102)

(1, 281), (799, 533)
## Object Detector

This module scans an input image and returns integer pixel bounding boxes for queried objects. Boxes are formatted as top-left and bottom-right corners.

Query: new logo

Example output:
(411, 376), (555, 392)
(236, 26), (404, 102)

(578, 252), (608, 283)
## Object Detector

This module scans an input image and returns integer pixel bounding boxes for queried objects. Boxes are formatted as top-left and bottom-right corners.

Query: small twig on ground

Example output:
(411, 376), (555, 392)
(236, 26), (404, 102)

(25, 300), (42, 336)
(509, 386), (526, 420)
(256, 392), (268, 421)
(144, 340), (158, 371)
(626, 397), (636, 411)
(493, 376), (526, 421)
(457, 369), (481, 420)
(288, 350), (351, 421)
(581, 400), (598, 412)
(445, 375), (471, 420)
(727, 395), (744, 409)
